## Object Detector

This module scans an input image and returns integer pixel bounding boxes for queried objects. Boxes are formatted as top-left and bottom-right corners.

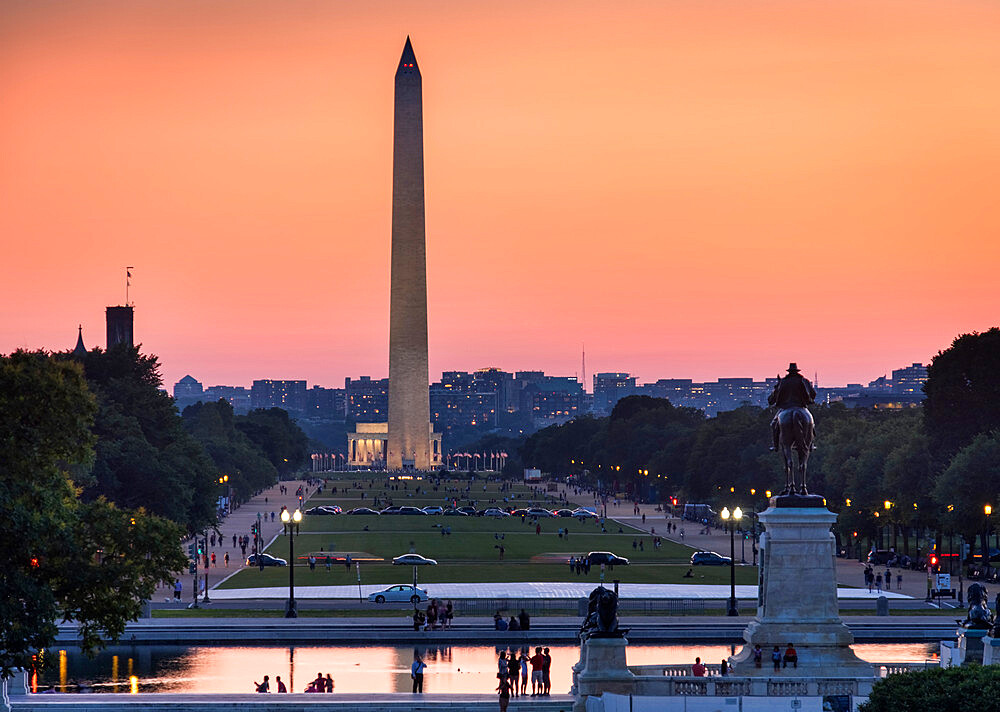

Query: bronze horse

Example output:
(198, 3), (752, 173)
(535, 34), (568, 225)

(777, 406), (814, 495)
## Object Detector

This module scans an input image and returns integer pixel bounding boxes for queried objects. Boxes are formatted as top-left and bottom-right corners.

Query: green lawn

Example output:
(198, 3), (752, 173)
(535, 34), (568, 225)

(219, 475), (757, 589)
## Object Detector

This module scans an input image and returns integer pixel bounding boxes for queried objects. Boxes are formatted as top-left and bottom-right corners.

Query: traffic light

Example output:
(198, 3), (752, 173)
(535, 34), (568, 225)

(30, 556), (40, 568)
(188, 562), (197, 575)
(188, 543), (196, 559)
(196, 541), (203, 556)
(930, 555), (938, 568)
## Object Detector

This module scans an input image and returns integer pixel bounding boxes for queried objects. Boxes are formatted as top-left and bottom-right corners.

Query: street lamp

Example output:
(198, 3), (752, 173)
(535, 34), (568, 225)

(280, 508), (302, 618)
(721, 506), (743, 616)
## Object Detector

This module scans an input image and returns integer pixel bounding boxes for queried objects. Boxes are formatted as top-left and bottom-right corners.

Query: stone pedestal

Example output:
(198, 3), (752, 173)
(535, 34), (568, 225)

(982, 637), (1000, 665)
(573, 636), (634, 712)
(729, 501), (874, 678)
(957, 628), (989, 665)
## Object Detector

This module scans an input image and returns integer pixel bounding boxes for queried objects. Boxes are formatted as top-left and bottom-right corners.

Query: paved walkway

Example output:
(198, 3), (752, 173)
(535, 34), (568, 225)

(155, 479), (321, 603)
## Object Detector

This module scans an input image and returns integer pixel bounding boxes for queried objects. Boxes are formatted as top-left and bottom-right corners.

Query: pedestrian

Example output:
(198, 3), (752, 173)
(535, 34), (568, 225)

(325, 555), (332, 572)
(642, 513), (646, 524)
(535, 523), (541, 535)
(497, 672), (512, 712)
(232, 534), (237, 548)
(772, 646), (782, 672)
(633, 539), (638, 550)
(519, 609), (530, 631)
(254, 675), (270, 692)
(691, 657), (706, 677)
(411, 653), (427, 693)
(309, 555), (316, 571)
(498, 651), (509, 680)
(173, 580), (182, 600)
(508, 651), (520, 697)
(639, 540), (644, 551)
(275, 676), (287, 693)
(529, 647), (544, 696)
(325, 673), (334, 692)
(542, 647), (552, 695)
(720, 659), (728, 676)
(783, 643), (798, 669)
(507, 615), (519, 631)
(444, 600), (454, 629)
(211, 552), (216, 567)
(896, 571), (902, 590)
(519, 651), (529, 696)
(753, 644), (762, 668)
(875, 573), (883, 593)
(224, 552), (230, 567)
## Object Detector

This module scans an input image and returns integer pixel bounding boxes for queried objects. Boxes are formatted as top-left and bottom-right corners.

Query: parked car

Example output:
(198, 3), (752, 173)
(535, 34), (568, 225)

(691, 551), (731, 566)
(398, 506), (427, 515)
(554, 509), (576, 517)
(305, 506), (340, 516)
(526, 507), (555, 518)
(422, 506), (444, 515)
(392, 554), (438, 566)
(572, 508), (599, 519)
(481, 507), (510, 518)
(443, 508), (468, 516)
(368, 585), (428, 604)
(245, 553), (287, 567)
(346, 507), (380, 515)
(457, 506), (478, 515)
(586, 551), (629, 567)
(380, 506), (402, 515)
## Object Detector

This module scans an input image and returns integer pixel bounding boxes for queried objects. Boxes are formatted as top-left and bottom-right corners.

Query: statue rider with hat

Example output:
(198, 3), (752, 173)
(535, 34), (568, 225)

(768, 363), (817, 452)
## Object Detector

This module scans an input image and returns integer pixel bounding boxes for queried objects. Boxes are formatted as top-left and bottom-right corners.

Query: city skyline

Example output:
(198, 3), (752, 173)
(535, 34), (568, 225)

(3, 1), (999, 389)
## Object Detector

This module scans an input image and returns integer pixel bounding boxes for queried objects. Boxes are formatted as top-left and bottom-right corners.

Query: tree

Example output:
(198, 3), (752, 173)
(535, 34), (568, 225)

(182, 400), (279, 500)
(66, 345), (219, 533)
(924, 327), (1000, 467)
(235, 408), (309, 477)
(859, 666), (1000, 712)
(0, 351), (186, 678)
(934, 431), (1000, 557)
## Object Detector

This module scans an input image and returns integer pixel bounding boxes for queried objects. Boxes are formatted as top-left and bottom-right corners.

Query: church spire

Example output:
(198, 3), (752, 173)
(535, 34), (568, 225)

(72, 325), (87, 358)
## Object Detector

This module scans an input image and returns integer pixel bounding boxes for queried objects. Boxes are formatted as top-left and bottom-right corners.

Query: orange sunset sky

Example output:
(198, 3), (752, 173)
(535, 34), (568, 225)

(2, 0), (998, 390)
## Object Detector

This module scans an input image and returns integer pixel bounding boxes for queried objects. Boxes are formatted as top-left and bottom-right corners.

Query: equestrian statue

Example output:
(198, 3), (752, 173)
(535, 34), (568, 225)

(768, 362), (816, 495)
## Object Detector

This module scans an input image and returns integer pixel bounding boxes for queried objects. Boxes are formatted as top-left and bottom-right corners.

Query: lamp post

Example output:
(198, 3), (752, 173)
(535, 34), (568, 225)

(280, 508), (302, 618)
(721, 506), (743, 616)
(985, 504), (993, 573)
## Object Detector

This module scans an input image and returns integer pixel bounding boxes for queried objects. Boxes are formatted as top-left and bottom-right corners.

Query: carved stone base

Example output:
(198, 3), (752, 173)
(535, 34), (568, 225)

(573, 636), (634, 712)
(958, 628), (989, 665)
(729, 502), (874, 678)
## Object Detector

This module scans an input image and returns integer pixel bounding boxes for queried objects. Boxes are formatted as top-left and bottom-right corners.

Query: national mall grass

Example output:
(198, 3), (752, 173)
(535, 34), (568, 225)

(218, 475), (759, 589)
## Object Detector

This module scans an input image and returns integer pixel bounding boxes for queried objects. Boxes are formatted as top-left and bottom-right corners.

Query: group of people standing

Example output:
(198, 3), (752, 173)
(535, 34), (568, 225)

(496, 647), (552, 710)
(413, 599), (454, 630)
(864, 565), (901, 592)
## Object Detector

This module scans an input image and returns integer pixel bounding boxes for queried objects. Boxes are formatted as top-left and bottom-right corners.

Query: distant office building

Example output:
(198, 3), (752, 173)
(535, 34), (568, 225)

(203, 385), (252, 414)
(106, 306), (134, 349)
(345, 376), (389, 422)
(430, 372), (499, 433)
(473, 368), (517, 414)
(891, 363), (927, 394)
(174, 375), (204, 400)
(519, 375), (584, 424)
(306, 386), (346, 420)
(593, 372), (637, 415)
(251, 379), (307, 413)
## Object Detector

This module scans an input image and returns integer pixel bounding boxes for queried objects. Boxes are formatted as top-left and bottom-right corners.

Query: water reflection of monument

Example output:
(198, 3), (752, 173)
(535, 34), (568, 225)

(346, 37), (441, 472)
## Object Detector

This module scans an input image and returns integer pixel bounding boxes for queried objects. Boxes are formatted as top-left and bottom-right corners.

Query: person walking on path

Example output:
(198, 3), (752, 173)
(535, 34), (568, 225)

(173, 580), (182, 600)
(875, 573), (883, 593)
(497, 673), (512, 712)
(224, 552), (229, 567)
(275, 676), (287, 693)
(411, 653), (427, 693)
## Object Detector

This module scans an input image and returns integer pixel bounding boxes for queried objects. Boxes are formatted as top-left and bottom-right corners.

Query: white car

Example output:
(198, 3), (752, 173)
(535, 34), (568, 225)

(368, 585), (428, 604)
(392, 553), (438, 566)
(526, 507), (555, 518)
(572, 508), (599, 519)
(422, 506), (444, 515)
(482, 507), (510, 517)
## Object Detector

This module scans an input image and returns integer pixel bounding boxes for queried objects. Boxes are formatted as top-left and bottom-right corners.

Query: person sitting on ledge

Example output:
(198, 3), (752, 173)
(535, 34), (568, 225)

(783, 643), (798, 669)
(683, 568), (694, 578)
(691, 657), (706, 677)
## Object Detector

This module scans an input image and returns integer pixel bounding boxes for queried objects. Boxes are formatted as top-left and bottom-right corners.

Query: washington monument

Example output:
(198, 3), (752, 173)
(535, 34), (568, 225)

(387, 37), (433, 470)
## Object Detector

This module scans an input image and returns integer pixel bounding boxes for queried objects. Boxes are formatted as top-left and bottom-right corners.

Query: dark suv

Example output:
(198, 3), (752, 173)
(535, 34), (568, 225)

(586, 551), (630, 567)
(691, 551), (731, 566)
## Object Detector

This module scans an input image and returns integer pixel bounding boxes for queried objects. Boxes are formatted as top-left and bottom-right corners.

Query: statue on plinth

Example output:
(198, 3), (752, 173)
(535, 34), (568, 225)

(580, 586), (624, 639)
(768, 362), (817, 498)
(961, 583), (994, 631)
